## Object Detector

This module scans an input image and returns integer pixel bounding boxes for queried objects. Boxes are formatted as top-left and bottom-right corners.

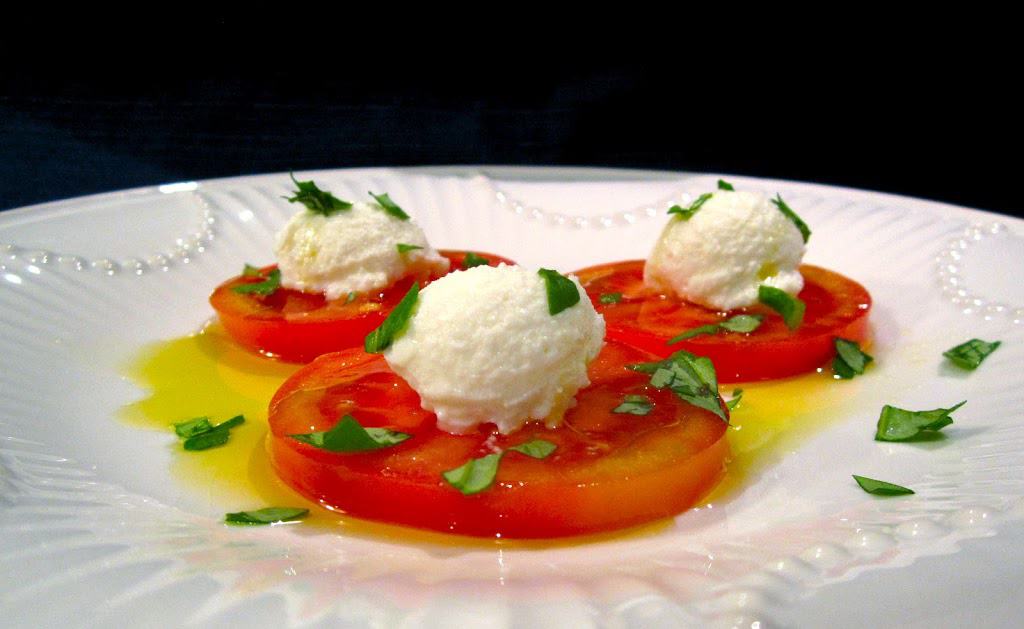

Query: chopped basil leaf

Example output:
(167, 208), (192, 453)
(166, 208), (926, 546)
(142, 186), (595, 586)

(174, 416), (213, 438)
(507, 439), (557, 459)
(667, 314), (763, 344)
(537, 268), (581, 315)
(629, 351), (728, 423)
(289, 414), (410, 452)
(667, 193), (713, 220)
(833, 338), (873, 379)
(613, 394), (654, 415)
(364, 283), (419, 353)
(242, 264), (262, 278)
(217, 415), (245, 431)
(758, 285), (805, 330)
(852, 475), (914, 496)
(771, 194), (811, 243)
(462, 252), (490, 269)
(649, 367), (675, 389)
(726, 389), (743, 411)
(717, 179), (735, 191)
(345, 291), (359, 304)
(225, 507), (309, 525)
(832, 358), (856, 380)
(184, 428), (230, 451)
(943, 339), (1001, 370)
(443, 441), (557, 495)
(177, 414), (245, 451)
(396, 243), (423, 254)
(368, 191), (411, 220)
(668, 324), (721, 343)
(875, 401), (965, 442)
(283, 173), (352, 216)
(599, 292), (623, 305)
(232, 268), (282, 296)
(719, 314), (762, 333)
(442, 452), (503, 495)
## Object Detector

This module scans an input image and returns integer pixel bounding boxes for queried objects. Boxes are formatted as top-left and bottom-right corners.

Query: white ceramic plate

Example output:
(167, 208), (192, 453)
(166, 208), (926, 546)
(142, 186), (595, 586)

(2, 167), (1023, 628)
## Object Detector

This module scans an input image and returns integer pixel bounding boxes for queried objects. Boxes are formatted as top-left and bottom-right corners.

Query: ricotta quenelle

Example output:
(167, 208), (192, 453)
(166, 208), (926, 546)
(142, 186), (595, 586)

(644, 190), (806, 310)
(384, 265), (606, 435)
(274, 200), (449, 300)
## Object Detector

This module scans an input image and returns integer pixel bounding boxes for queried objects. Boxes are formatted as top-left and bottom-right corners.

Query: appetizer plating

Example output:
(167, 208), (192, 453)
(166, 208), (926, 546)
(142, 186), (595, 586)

(576, 181), (871, 381)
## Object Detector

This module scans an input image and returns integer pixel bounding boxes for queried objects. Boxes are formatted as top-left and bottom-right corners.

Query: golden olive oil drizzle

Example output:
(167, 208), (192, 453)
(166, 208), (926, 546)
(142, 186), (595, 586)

(707, 369), (862, 503)
(122, 325), (860, 547)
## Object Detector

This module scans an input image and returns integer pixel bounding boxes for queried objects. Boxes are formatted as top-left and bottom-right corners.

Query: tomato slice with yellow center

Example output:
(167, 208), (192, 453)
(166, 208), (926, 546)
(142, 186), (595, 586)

(267, 341), (730, 538)
(574, 261), (871, 382)
(209, 250), (514, 362)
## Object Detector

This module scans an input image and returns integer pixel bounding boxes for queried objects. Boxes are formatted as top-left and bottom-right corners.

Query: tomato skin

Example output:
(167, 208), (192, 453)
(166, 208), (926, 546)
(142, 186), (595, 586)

(268, 341), (730, 538)
(210, 250), (514, 362)
(575, 261), (871, 383)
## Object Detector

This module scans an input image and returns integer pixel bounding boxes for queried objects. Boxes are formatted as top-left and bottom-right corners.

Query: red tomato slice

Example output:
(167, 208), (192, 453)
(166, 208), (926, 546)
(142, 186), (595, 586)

(210, 250), (514, 362)
(268, 341), (730, 538)
(574, 261), (871, 382)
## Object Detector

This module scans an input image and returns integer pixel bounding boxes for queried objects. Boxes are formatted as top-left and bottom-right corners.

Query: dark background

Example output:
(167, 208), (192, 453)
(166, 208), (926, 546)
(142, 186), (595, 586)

(2, 21), (1020, 218)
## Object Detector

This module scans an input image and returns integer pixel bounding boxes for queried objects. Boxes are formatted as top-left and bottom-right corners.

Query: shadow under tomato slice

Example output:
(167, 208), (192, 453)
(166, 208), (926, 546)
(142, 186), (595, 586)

(267, 341), (730, 539)
(209, 250), (515, 363)
(574, 261), (871, 383)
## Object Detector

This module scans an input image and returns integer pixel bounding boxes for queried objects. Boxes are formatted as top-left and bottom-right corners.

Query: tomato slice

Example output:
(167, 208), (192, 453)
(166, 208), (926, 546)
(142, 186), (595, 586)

(210, 250), (515, 362)
(574, 261), (871, 382)
(268, 341), (730, 538)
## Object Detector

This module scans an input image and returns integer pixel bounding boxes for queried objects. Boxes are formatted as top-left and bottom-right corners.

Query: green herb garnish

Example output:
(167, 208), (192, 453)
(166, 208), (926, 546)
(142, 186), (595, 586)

(232, 267), (281, 296)
(225, 507), (310, 525)
(368, 191), (411, 220)
(852, 475), (914, 496)
(943, 339), (1001, 370)
(364, 283), (418, 353)
(396, 243), (423, 254)
(442, 453), (503, 495)
(443, 439), (557, 495)
(174, 417), (214, 438)
(184, 429), (230, 451)
(613, 394), (654, 416)
(345, 291), (359, 304)
(726, 389), (743, 410)
(717, 179), (735, 191)
(667, 314), (763, 344)
(242, 264), (263, 278)
(833, 338), (873, 379)
(719, 314), (763, 333)
(174, 414), (245, 451)
(289, 414), (410, 452)
(667, 193), (713, 220)
(462, 252), (490, 269)
(537, 268), (581, 315)
(599, 292), (623, 305)
(667, 324), (720, 342)
(758, 285), (805, 330)
(771, 194), (811, 243)
(283, 173), (352, 216)
(507, 439), (558, 459)
(875, 401), (965, 442)
(629, 350), (728, 423)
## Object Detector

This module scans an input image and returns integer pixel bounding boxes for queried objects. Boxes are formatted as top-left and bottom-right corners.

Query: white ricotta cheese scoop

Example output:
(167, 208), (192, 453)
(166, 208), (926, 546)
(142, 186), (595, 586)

(383, 265), (606, 435)
(275, 199), (449, 300)
(644, 189), (806, 310)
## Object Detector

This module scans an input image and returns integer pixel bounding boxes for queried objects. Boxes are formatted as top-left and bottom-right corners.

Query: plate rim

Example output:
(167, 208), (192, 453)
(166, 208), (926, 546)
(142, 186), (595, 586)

(2, 165), (1020, 230)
